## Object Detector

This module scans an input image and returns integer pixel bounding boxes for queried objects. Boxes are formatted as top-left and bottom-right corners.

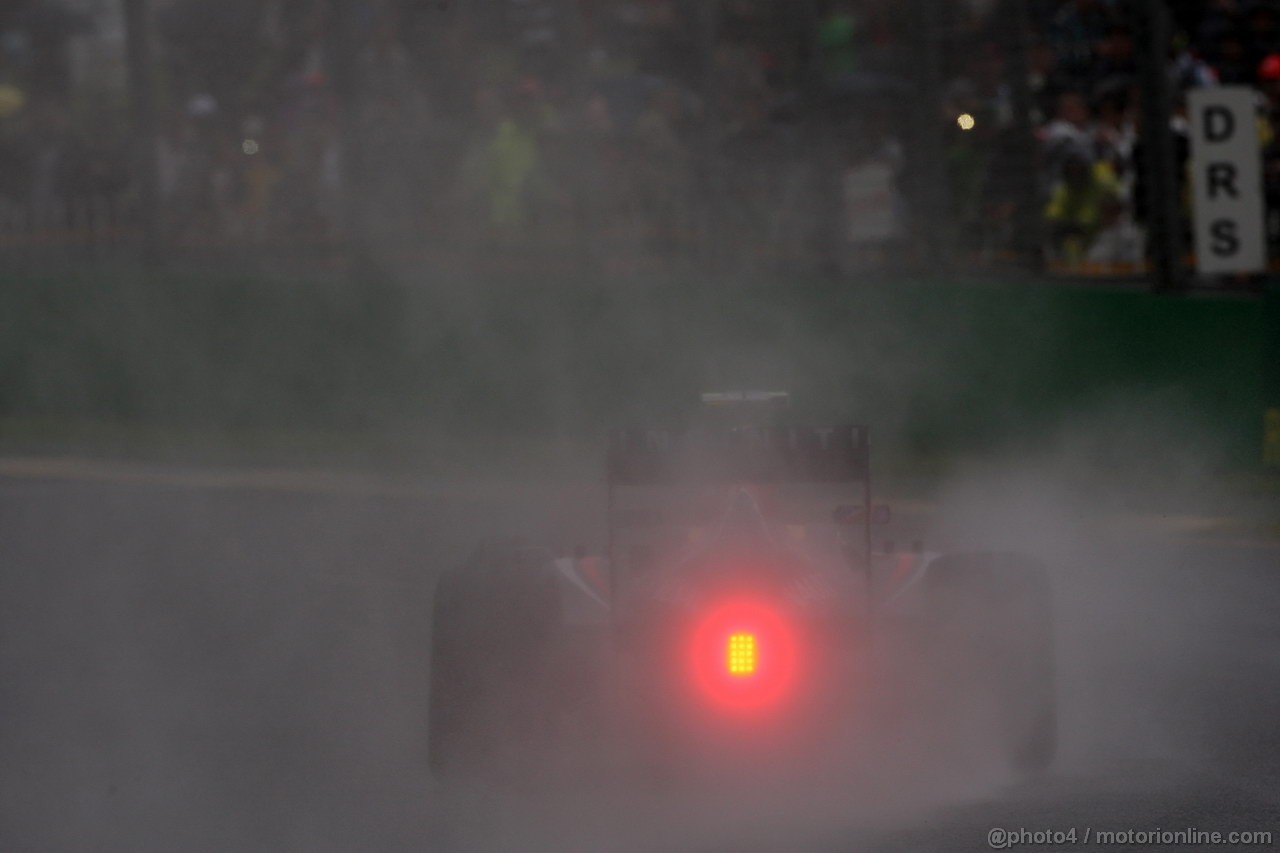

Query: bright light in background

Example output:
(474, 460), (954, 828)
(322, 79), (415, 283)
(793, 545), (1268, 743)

(726, 632), (757, 676)
(957, 113), (976, 131)
(242, 139), (260, 155)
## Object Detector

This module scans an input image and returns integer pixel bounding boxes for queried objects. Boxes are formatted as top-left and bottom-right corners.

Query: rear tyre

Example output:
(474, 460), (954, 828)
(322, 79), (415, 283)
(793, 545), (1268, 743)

(427, 539), (562, 783)
(924, 551), (1057, 775)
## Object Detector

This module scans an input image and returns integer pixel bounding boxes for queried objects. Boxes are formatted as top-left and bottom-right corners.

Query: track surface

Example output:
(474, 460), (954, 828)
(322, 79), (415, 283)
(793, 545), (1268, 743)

(1, 471), (1277, 852)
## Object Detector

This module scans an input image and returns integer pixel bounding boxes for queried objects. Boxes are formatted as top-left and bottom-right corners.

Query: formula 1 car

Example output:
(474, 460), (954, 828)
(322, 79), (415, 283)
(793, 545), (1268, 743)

(428, 393), (1056, 784)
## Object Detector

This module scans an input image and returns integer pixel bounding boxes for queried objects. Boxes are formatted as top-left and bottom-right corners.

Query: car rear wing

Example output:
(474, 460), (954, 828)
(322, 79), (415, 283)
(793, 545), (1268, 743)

(604, 424), (876, 618)
(606, 425), (869, 485)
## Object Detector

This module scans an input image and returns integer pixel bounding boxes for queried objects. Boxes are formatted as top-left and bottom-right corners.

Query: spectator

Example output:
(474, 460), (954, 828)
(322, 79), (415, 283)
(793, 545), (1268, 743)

(1094, 23), (1138, 81)
(1044, 147), (1121, 263)
(1244, 0), (1280, 76)
(818, 2), (860, 78)
(948, 41), (1013, 129)
(1040, 90), (1095, 194)
(230, 129), (280, 243)
(568, 93), (632, 260)
(632, 84), (692, 251)
(27, 101), (68, 229)
(1049, 0), (1116, 88)
(1209, 26), (1254, 83)
(1085, 192), (1145, 265)
(1027, 38), (1070, 124)
(462, 79), (552, 236)
(1092, 82), (1136, 191)
(844, 110), (908, 248)
(1172, 43), (1221, 89)
(1196, 0), (1243, 58)
(717, 88), (782, 254)
(1262, 110), (1280, 252)
(1258, 52), (1280, 111)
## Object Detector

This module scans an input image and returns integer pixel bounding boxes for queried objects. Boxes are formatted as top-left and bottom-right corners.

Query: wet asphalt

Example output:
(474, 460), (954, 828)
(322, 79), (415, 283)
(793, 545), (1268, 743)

(0, 472), (1277, 852)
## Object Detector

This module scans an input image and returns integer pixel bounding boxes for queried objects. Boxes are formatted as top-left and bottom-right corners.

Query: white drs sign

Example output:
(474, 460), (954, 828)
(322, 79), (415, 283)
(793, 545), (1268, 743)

(1188, 86), (1266, 274)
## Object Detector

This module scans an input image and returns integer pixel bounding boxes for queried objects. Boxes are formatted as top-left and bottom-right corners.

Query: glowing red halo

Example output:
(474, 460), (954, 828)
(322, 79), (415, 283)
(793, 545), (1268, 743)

(686, 596), (800, 713)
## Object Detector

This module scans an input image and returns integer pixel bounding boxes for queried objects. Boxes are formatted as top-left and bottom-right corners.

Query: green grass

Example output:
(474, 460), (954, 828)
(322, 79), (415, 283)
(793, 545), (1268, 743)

(0, 268), (1269, 473)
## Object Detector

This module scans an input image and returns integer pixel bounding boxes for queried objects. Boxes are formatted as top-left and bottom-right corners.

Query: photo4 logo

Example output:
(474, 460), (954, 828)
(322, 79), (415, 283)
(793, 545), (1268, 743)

(987, 827), (1273, 849)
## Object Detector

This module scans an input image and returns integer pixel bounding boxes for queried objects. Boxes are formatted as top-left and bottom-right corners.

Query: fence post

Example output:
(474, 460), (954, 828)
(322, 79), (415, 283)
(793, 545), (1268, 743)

(122, 0), (160, 265)
(1265, 281), (1280, 468)
(797, 0), (837, 275)
(905, 0), (952, 270)
(695, 0), (721, 273)
(1135, 0), (1186, 293)
(327, 0), (363, 261)
(1000, 0), (1042, 267)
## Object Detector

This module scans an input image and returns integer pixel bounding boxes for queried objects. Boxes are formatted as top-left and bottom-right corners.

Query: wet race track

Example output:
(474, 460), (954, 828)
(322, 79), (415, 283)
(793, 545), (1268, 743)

(1, 467), (1278, 852)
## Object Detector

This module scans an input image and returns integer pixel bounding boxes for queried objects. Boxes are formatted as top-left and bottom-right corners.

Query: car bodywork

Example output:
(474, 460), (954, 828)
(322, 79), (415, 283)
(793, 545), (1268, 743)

(428, 398), (1057, 783)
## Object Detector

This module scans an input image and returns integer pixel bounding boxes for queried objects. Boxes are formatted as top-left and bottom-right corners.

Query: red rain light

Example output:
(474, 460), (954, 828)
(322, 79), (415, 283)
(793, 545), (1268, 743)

(688, 597), (798, 713)
(726, 632), (757, 676)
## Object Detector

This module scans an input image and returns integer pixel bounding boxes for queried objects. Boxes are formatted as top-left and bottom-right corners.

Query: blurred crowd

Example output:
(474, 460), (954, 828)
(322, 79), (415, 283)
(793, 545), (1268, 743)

(958, 0), (1280, 270)
(1, 0), (1279, 272)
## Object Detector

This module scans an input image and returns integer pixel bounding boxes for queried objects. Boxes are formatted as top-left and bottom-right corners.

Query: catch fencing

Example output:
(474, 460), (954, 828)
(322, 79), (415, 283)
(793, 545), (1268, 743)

(0, 0), (1270, 287)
